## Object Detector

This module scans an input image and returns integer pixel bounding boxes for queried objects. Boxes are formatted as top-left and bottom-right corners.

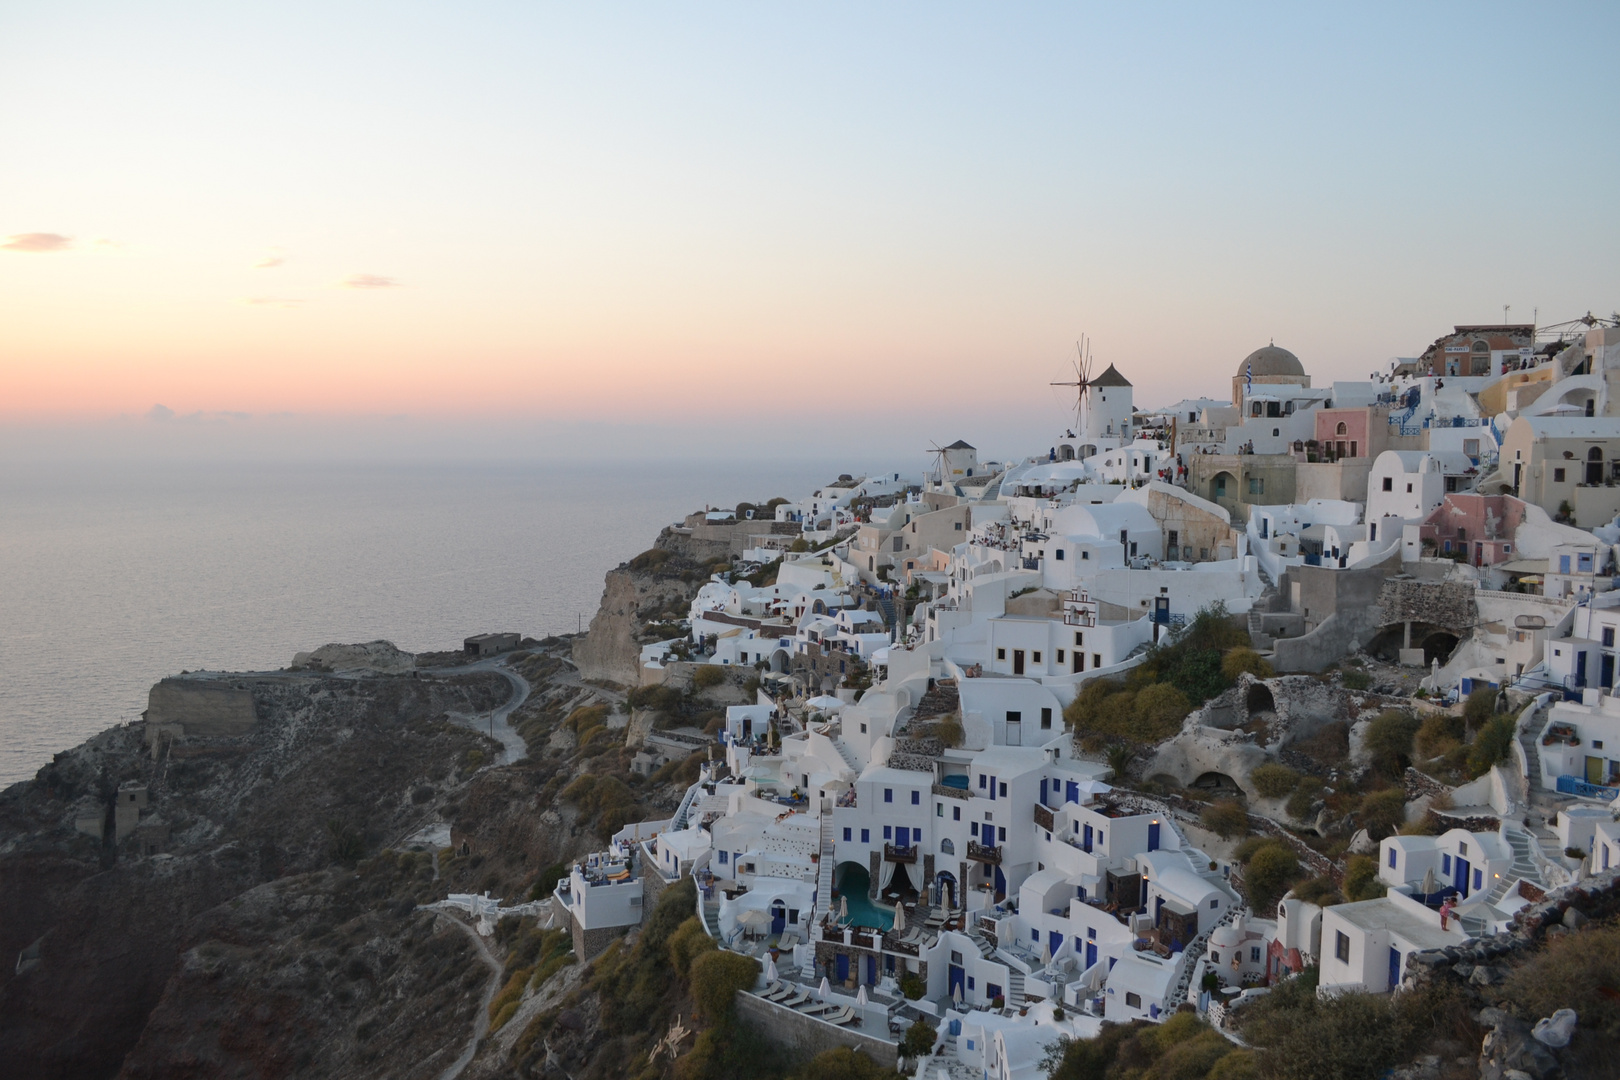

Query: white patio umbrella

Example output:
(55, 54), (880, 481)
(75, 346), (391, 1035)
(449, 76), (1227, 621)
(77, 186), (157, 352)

(764, 957), (779, 984)
(839, 895), (849, 920)
(857, 985), (869, 1007)
(954, 983), (964, 1006)
(1420, 866), (1439, 896)
(1044, 937), (1054, 964)
(818, 976), (831, 1000)
(738, 909), (770, 937)
(893, 904), (906, 933)
(1077, 780), (1113, 796)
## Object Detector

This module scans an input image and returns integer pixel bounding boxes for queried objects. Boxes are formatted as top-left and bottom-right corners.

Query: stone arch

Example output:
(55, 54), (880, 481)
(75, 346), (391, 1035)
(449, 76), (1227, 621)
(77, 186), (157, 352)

(934, 869), (957, 910)
(939, 837), (955, 856)
(1210, 470), (1238, 502)
(768, 648), (791, 674)
(1079, 444), (1098, 460)
(1192, 771), (1243, 796)
(1057, 444), (1075, 462)
(1246, 682), (1276, 716)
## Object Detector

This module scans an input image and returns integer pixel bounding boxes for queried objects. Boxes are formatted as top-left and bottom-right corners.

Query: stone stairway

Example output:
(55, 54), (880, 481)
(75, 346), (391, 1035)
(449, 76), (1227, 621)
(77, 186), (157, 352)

(816, 816), (836, 913)
(702, 902), (722, 939)
(1007, 969), (1026, 1004)
(1518, 726), (1544, 791)
(1489, 823), (1542, 905)
(833, 738), (862, 774)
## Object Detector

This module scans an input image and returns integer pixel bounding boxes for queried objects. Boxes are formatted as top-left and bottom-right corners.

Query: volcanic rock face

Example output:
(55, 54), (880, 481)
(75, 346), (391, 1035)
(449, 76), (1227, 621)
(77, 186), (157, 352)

(0, 671), (507, 1080)
(572, 528), (723, 687)
(291, 640), (417, 675)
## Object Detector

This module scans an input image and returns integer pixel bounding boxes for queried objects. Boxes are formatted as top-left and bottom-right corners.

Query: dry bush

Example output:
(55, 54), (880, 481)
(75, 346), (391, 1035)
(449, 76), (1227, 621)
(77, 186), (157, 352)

(1250, 763), (1301, 799)
(1202, 799), (1251, 839)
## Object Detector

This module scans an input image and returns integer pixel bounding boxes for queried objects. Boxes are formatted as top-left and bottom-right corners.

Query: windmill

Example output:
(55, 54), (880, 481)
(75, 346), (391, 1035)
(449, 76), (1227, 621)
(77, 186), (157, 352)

(1051, 336), (1095, 437)
(925, 441), (950, 487)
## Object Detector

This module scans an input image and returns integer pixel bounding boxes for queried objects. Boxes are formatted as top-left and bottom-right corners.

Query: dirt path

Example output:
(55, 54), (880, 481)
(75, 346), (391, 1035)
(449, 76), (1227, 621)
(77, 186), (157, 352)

(431, 910), (503, 1080)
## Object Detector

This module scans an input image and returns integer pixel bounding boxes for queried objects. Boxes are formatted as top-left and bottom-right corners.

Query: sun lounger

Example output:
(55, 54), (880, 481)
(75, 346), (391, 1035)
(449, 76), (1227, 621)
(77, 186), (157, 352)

(827, 1006), (858, 1026)
(778, 989), (810, 1008)
(798, 1001), (837, 1016)
(760, 982), (789, 1001)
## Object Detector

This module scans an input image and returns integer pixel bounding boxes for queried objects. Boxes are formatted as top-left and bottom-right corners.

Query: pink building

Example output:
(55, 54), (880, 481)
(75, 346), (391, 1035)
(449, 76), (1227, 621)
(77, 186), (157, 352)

(1313, 408), (1374, 459)
(1417, 492), (1527, 565)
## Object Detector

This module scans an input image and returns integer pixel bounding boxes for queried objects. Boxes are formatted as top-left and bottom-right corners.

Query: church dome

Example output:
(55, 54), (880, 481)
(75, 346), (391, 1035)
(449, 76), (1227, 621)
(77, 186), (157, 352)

(1239, 345), (1304, 378)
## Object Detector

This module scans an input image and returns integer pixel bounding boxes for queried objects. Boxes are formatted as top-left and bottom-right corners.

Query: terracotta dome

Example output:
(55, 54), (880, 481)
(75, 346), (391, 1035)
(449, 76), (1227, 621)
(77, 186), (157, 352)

(1239, 345), (1304, 378)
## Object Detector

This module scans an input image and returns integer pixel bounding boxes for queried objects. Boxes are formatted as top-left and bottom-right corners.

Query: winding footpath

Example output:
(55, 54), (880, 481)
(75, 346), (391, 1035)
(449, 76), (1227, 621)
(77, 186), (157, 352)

(445, 658), (531, 764)
(431, 910), (504, 1080)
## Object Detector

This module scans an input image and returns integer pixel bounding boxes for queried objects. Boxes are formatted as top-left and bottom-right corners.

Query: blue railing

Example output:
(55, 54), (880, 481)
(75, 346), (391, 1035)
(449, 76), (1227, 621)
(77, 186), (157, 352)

(1555, 775), (1620, 800)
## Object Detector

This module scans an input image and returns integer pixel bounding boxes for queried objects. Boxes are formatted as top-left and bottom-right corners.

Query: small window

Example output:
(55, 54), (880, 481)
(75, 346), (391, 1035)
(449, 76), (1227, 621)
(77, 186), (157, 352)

(1405, 483), (1413, 493)
(1093, 653), (1102, 668)
(1081, 550), (1089, 560)
(996, 648), (1006, 660)
(1125, 992), (1142, 1008)
(1251, 946), (1261, 962)
(1006, 710), (1021, 726)
(1555, 468), (1567, 483)
(1057, 649), (1066, 662)
(718, 850), (728, 864)
(936, 803), (943, 817)
(911, 790), (920, 805)
(1249, 477), (1264, 495)
(979, 775), (987, 789)
(884, 788), (893, 803)
(953, 806), (961, 821)
(860, 829), (870, 843)
(1041, 707), (1052, 729)
(1388, 848), (1397, 868)
(1603, 627), (1614, 647)
(954, 522), (963, 530)
(1032, 650), (1043, 664)
(1335, 931), (1350, 963)
(884, 825), (892, 839)
(1210, 898), (1219, 909)
(1382, 477), (1393, 491)
(999, 783), (1007, 798)
(1074, 631), (1084, 646)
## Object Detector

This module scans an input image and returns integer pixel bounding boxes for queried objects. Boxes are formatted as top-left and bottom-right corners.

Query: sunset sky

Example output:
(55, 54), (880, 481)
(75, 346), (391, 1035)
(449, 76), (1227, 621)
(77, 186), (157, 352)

(3, 2), (1617, 459)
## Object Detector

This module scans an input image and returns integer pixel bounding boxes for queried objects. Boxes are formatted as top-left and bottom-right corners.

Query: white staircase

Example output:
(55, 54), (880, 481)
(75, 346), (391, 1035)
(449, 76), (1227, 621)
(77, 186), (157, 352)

(1489, 822), (1543, 904)
(1007, 969), (1026, 1004)
(832, 737), (862, 774)
(816, 815), (836, 912)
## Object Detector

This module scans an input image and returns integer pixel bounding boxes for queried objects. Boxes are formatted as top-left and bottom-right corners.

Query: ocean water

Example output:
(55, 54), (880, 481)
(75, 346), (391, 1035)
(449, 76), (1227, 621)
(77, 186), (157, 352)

(0, 457), (838, 787)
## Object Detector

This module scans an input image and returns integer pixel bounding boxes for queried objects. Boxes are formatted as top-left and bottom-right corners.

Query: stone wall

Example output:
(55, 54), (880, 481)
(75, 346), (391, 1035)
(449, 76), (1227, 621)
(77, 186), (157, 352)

(143, 679), (258, 740)
(1377, 578), (1478, 636)
(734, 991), (898, 1068)
(569, 909), (628, 963)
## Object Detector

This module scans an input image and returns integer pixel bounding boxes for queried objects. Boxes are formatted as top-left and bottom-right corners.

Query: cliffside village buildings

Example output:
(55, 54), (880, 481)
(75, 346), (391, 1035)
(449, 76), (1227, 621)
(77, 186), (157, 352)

(551, 317), (1620, 1074)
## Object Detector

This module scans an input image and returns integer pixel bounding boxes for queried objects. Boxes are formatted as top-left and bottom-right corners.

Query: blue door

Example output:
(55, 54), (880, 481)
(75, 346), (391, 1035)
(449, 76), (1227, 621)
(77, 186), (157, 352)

(770, 902), (785, 935)
(1455, 857), (1471, 898)
(987, 982), (1002, 1003)
(948, 965), (964, 998)
(1604, 654), (1614, 689)
(867, 954), (877, 985)
(1067, 781), (1079, 804)
(1388, 946), (1401, 989)
(1083, 824), (1093, 851)
(1049, 931), (1064, 959)
(1040, 779), (1047, 804)
(1148, 822), (1161, 851)
(1577, 652), (1588, 688)
(1086, 941), (1098, 969)
(836, 953), (849, 983)
(994, 866), (1006, 898)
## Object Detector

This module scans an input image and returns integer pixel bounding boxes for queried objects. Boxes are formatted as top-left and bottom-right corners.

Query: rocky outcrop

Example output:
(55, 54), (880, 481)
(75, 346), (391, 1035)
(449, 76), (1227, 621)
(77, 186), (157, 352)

(291, 640), (416, 675)
(572, 529), (719, 687)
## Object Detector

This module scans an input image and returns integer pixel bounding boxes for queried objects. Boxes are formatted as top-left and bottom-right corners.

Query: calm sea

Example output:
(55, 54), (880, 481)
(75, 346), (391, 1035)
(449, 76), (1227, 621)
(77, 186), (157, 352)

(0, 458), (839, 787)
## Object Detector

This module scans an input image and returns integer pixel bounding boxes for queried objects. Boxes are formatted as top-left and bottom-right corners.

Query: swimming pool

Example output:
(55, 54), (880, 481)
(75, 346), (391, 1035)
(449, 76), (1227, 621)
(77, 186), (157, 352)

(832, 863), (894, 931)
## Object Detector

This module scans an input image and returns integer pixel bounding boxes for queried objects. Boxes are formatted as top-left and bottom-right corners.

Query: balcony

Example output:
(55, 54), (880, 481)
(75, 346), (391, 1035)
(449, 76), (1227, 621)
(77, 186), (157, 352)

(1033, 804), (1055, 831)
(967, 841), (1002, 864)
(1555, 775), (1620, 801)
(932, 782), (972, 801)
(883, 843), (918, 864)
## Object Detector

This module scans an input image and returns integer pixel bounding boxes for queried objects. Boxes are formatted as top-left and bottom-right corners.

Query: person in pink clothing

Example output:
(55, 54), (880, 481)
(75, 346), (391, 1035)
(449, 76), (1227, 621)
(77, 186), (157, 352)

(1439, 896), (1455, 931)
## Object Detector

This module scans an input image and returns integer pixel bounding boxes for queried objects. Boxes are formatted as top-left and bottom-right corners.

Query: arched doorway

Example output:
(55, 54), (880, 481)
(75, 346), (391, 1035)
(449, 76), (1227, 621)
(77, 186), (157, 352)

(1192, 771), (1243, 798)
(770, 899), (786, 935)
(768, 648), (791, 674)
(934, 870), (957, 910)
(1210, 471), (1237, 502)
(1057, 444), (1075, 462)
(1246, 683), (1276, 716)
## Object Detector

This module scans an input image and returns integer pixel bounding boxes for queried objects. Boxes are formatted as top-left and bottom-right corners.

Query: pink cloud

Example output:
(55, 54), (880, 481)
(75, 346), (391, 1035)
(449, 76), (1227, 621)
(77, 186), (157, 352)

(340, 273), (400, 290)
(2, 233), (72, 253)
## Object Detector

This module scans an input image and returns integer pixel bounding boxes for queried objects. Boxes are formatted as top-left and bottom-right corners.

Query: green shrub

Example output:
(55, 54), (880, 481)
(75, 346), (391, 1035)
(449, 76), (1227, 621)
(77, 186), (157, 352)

(1414, 712), (1464, 759)
(1244, 843), (1301, 913)
(1286, 775), (1324, 821)
(1341, 668), (1371, 691)
(1135, 683), (1193, 739)
(1291, 876), (1342, 907)
(1250, 763), (1300, 799)
(1202, 799), (1251, 839)
(1223, 648), (1274, 681)
(1503, 921), (1620, 1042)
(902, 1018), (937, 1057)
(1467, 714), (1516, 778)
(935, 715), (964, 748)
(626, 684), (684, 713)
(1462, 685), (1497, 729)
(1342, 854), (1385, 901)
(899, 972), (925, 1000)
(691, 665), (728, 690)
(688, 949), (759, 1020)
(628, 548), (673, 571)
(666, 916), (715, 976)
(1363, 710), (1420, 777)
(1359, 788), (1407, 840)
